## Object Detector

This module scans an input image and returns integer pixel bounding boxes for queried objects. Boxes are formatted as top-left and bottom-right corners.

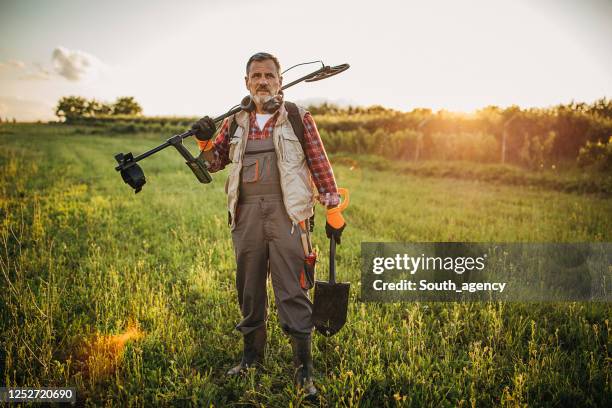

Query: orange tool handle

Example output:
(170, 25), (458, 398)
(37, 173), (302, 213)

(327, 187), (350, 215)
(336, 187), (350, 211)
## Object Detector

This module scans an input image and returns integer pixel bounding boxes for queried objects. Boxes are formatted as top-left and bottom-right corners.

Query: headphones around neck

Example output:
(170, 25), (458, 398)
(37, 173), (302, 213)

(240, 90), (284, 114)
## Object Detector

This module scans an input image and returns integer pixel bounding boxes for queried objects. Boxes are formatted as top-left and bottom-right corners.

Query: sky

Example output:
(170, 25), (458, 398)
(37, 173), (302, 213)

(0, 0), (611, 121)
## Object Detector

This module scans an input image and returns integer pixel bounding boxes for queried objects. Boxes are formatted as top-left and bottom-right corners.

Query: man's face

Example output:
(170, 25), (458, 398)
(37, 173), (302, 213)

(245, 59), (282, 105)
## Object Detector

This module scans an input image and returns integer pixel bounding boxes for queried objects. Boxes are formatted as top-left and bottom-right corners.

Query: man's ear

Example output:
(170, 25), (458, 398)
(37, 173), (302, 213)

(244, 76), (249, 90)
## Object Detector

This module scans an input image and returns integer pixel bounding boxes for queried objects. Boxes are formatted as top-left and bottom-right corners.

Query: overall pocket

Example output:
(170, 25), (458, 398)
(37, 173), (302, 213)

(241, 157), (259, 183)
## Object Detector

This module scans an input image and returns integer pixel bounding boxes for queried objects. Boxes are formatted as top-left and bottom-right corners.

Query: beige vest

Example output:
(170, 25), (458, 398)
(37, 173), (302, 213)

(225, 103), (316, 230)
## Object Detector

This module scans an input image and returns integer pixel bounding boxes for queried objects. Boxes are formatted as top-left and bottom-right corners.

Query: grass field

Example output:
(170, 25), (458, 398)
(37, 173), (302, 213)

(1, 124), (610, 406)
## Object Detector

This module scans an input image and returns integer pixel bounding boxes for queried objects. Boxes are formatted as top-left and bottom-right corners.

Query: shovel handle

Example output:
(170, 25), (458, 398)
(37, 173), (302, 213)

(329, 236), (336, 284)
(327, 188), (347, 285)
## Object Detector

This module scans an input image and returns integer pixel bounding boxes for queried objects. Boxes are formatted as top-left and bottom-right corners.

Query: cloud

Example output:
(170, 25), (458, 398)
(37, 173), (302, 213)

(0, 59), (51, 80)
(0, 59), (26, 70)
(9, 60), (26, 69)
(52, 46), (104, 81)
(19, 70), (52, 80)
(20, 62), (53, 80)
(1, 48), (106, 82)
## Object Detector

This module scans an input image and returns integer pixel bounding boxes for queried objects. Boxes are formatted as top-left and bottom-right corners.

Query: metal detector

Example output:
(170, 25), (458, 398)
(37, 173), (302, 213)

(114, 62), (349, 193)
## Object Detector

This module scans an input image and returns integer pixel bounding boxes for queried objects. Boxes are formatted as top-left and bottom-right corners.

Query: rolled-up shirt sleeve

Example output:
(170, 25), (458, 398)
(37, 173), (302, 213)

(302, 112), (340, 207)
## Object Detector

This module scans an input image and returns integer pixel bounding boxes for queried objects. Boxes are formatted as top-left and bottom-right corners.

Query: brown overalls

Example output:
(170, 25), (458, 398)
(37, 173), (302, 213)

(231, 136), (313, 337)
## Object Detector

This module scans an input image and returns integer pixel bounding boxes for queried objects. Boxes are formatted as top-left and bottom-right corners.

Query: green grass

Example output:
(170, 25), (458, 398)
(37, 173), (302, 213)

(333, 154), (612, 196)
(1, 124), (610, 406)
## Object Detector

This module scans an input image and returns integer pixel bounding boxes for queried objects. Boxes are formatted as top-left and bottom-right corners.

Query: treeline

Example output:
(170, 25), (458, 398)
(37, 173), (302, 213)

(54, 96), (612, 170)
(56, 96), (143, 122)
(314, 99), (612, 170)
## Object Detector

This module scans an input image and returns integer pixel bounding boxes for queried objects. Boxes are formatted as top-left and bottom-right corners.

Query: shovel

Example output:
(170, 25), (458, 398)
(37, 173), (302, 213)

(312, 189), (350, 337)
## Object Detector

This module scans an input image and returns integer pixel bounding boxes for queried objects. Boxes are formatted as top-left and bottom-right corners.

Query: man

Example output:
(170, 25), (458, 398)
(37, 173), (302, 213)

(191, 52), (346, 397)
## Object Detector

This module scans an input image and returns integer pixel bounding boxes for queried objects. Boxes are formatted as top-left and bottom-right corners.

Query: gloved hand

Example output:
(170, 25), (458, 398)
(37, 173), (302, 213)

(191, 116), (216, 141)
(326, 207), (346, 245)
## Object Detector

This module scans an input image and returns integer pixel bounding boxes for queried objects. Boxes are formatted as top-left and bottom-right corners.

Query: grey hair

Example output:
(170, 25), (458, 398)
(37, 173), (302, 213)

(246, 52), (281, 75)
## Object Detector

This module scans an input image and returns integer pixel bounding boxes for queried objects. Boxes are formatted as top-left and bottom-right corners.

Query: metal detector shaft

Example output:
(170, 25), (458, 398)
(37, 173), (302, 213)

(114, 107), (241, 170)
(115, 62), (349, 192)
(115, 63), (349, 170)
(113, 131), (189, 170)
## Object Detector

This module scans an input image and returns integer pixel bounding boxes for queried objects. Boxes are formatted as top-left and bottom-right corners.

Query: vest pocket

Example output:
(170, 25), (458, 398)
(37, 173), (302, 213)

(229, 139), (240, 163)
(229, 127), (244, 163)
(241, 157), (259, 183)
(281, 131), (304, 162)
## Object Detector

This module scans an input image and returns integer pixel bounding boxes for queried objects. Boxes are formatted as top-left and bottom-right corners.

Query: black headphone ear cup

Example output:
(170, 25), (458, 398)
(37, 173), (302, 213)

(262, 91), (284, 114)
(240, 95), (255, 112)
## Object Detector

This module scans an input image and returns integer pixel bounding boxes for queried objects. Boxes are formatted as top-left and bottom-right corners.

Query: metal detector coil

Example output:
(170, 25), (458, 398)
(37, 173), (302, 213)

(305, 64), (349, 82)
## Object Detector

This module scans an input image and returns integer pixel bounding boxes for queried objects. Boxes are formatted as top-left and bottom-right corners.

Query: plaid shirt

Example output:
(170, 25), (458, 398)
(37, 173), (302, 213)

(198, 109), (339, 207)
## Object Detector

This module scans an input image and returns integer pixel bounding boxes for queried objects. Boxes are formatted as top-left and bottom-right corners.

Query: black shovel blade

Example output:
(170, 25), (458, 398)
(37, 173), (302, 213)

(312, 280), (350, 336)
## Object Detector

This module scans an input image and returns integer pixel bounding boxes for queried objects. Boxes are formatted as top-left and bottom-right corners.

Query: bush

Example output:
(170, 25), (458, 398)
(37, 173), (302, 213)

(577, 136), (612, 171)
(423, 132), (499, 163)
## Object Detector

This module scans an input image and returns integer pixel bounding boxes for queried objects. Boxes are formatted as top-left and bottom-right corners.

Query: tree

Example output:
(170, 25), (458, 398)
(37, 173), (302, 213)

(55, 95), (144, 121)
(307, 102), (344, 115)
(55, 96), (89, 122)
(88, 99), (113, 116)
(587, 97), (612, 119)
(113, 97), (143, 116)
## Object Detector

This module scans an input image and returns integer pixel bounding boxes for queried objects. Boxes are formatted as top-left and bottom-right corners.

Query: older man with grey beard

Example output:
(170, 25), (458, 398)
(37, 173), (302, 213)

(191, 52), (346, 398)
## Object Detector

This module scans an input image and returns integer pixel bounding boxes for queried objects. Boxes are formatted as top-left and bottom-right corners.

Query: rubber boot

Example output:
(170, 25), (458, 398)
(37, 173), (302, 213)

(291, 334), (317, 398)
(227, 326), (266, 376)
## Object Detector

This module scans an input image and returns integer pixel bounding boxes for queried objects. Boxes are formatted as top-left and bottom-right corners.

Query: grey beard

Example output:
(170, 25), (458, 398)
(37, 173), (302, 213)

(251, 93), (273, 105)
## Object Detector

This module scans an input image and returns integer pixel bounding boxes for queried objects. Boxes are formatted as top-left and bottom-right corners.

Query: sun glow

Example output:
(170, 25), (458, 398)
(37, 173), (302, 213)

(76, 322), (144, 379)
